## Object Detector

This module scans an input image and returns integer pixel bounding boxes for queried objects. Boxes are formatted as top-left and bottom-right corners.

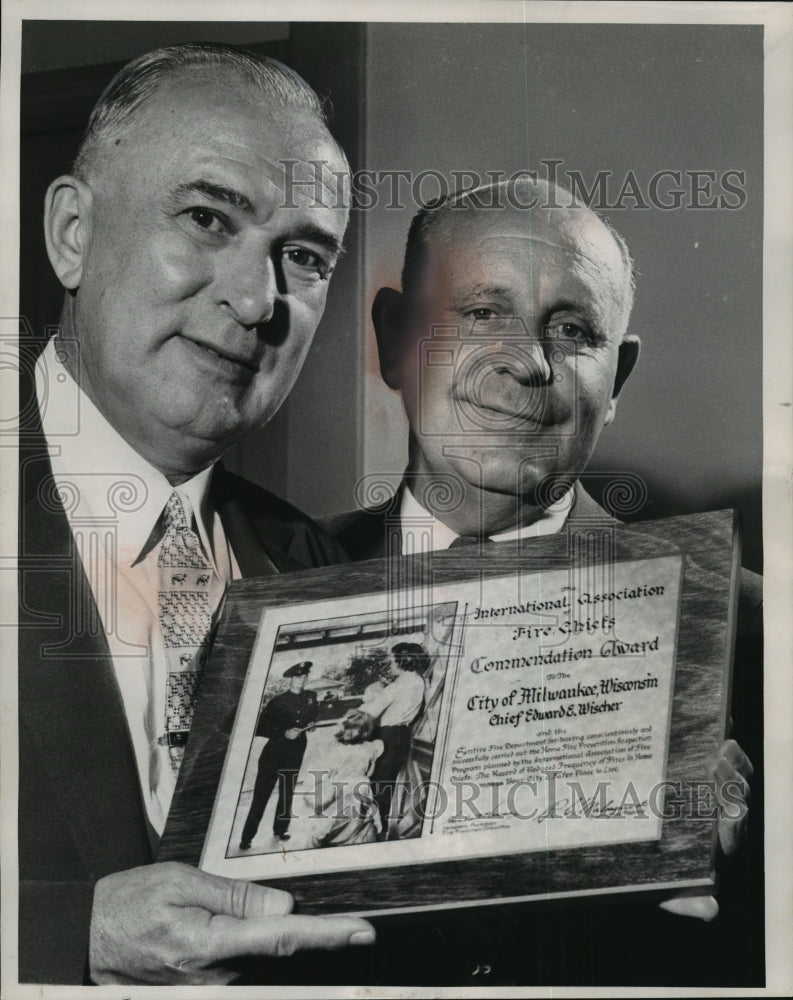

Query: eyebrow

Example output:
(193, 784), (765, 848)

(169, 182), (344, 258)
(468, 285), (514, 298)
(448, 285), (516, 306)
(172, 180), (256, 214)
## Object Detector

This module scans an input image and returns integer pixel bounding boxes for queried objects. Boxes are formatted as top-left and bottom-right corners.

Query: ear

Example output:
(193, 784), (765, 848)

(44, 175), (92, 290)
(603, 334), (640, 427)
(372, 287), (406, 390)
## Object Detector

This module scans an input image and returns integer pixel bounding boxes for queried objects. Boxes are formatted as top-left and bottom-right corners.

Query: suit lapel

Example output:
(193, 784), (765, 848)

(339, 502), (398, 560)
(19, 431), (151, 875)
(565, 480), (616, 527)
(357, 506), (393, 560)
(216, 495), (282, 577)
(211, 465), (308, 577)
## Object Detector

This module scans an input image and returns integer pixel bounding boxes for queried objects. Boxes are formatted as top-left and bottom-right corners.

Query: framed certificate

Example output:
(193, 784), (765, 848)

(160, 509), (741, 915)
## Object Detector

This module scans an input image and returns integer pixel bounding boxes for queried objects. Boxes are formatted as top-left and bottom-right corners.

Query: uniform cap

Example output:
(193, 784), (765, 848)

(284, 661), (313, 677)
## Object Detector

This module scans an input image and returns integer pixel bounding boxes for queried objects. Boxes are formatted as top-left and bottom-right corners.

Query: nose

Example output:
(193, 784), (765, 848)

(487, 339), (552, 386)
(520, 340), (552, 385)
(213, 243), (277, 327)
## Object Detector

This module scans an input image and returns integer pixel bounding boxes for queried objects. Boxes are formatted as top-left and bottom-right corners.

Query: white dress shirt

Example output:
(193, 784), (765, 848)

(36, 338), (240, 836)
(399, 482), (573, 554)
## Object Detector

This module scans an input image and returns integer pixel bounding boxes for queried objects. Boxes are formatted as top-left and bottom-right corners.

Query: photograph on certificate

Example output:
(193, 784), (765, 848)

(205, 598), (458, 871)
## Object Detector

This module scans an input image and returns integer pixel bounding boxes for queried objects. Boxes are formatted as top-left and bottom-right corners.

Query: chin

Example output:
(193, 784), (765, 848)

(478, 455), (548, 494)
(484, 467), (574, 504)
(171, 398), (254, 441)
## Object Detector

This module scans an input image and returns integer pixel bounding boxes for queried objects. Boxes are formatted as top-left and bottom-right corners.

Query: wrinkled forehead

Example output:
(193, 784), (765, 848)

(431, 204), (624, 281)
(421, 204), (629, 320)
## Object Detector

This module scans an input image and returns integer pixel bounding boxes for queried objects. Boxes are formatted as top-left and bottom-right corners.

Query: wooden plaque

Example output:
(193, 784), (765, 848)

(159, 509), (741, 915)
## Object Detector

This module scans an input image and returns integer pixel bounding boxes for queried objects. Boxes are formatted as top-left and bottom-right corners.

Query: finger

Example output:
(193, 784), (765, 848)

(207, 913), (376, 962)
(721, 738), (753, 778)
(658, 895), (719, 921)
(718, 810), (748, 856)
(170, 866), (295, 919)
(711, 760), (750, 856)
(714, 739), (753, 780)
(713, 757), (751, 807)
(715, 779), (749, 855)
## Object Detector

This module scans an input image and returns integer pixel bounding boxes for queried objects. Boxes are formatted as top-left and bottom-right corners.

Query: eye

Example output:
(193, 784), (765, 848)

(285, 247), (319, 268)
(282, 246), (332, 279)
(466, 307), (498, 321)
(545, 320), (593, 342)
(185, 207), (228, 235)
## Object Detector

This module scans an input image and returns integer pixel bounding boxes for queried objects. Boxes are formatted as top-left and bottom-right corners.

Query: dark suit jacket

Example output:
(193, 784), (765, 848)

(18, 419), (347, 984)
(306, 484), (765, 988)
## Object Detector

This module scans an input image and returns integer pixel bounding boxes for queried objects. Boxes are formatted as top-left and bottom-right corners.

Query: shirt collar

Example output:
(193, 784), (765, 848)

(399, 479), (574, 552)
(37, 337), (218, 568)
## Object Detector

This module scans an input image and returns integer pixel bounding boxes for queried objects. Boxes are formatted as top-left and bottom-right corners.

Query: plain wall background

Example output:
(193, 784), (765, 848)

(20, 21), (763, 569)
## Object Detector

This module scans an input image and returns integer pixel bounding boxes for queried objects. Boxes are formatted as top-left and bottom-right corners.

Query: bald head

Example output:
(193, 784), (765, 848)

(402, 177), (635, 339)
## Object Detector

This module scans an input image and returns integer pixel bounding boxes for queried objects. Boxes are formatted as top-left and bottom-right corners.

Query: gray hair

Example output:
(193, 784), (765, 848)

(73, 42), (330, 178)
(401, 176), (636, 335)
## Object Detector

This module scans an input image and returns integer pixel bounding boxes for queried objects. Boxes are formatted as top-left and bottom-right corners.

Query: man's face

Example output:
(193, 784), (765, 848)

(387, 205), (634, 506)
(290, 673), (308, 693)
(68, 70), (348, 475)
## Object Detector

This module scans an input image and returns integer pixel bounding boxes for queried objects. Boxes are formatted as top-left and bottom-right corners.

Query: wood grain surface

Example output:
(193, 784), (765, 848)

(159, 509), (739, 914)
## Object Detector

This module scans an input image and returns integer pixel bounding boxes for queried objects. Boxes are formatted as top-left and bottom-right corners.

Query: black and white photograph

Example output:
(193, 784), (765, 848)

(223, 601), (457, 859)
(2, 0), (791, 995)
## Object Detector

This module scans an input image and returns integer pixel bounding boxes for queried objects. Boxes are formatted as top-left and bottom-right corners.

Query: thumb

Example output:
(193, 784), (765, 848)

(658, 895), (719, 921)
(207, 913), (376, 961)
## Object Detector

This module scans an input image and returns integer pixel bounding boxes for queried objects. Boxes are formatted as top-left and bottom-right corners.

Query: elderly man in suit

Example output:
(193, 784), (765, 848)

(320, 178), (761, 986)
(18, 43), (375, 986)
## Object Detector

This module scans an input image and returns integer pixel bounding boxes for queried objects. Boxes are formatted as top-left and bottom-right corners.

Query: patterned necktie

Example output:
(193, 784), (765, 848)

(157, 491), (217, 773)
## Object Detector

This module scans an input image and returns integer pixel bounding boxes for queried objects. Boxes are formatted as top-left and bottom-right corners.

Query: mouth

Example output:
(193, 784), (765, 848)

(455, 393), (554, 427)
(181, 336), (261, 375)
